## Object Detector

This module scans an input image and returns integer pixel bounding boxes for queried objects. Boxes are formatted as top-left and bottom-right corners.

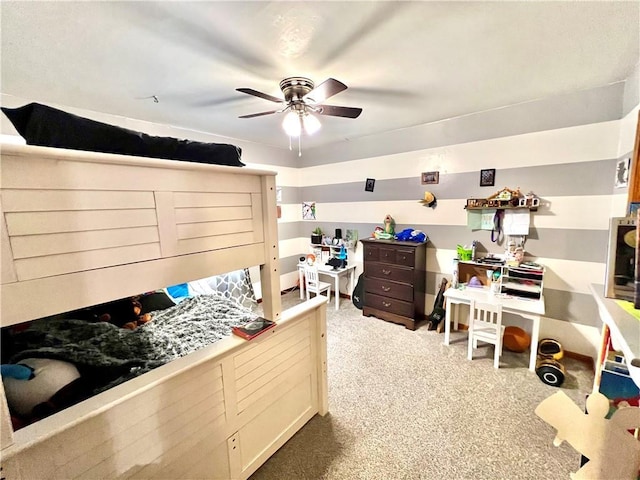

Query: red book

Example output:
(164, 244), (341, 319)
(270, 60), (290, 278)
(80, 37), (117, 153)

(232, 317), (276, 340)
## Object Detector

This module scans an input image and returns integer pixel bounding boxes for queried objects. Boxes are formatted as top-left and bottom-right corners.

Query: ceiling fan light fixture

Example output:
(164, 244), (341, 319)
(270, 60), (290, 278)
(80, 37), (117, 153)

(303, 113), (321, 135)
(282, 110), (302, 137)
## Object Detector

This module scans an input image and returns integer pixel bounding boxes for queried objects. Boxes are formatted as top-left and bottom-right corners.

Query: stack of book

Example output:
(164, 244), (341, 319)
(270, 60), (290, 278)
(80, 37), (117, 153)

(232, 317), (276, 340)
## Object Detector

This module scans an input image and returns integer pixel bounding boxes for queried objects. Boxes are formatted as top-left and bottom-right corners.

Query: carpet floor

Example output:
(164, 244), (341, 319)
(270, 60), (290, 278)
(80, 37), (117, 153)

(250, 290), (594, 480)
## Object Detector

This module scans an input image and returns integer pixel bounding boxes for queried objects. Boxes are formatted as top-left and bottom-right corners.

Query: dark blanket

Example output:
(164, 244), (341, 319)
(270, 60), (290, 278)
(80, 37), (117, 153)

(2, 103), (244, 167)
(8, 294), (258, 394)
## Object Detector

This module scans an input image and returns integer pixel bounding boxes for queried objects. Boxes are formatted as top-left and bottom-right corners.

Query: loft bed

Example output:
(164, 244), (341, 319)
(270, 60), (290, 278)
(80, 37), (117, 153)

(0, 142), (328, 480)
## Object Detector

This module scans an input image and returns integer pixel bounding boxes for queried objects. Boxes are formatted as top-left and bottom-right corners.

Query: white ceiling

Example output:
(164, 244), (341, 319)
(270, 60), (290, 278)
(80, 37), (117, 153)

(1, 1), (639, 151)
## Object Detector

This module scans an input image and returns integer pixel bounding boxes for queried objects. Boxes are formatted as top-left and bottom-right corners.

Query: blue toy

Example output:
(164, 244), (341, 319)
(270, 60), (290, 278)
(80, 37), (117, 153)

(1, 364), (34, 380)
(395, 228), (427, 243)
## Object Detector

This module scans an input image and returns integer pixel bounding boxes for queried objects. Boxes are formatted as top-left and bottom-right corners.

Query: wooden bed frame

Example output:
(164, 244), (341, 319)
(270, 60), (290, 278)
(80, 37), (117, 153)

(0, 143), (328, 479)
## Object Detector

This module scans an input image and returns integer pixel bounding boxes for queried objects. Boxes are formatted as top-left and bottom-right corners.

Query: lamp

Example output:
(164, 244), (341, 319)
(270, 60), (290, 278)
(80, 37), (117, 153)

(303, 112), (321, 135)
(282, 111), (301, 137)
(282, 108), (321, 137)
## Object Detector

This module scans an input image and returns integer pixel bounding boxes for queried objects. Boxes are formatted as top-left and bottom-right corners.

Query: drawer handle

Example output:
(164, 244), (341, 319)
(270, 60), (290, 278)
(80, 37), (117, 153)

(381, 285), (391, 292)
(382, 301), (391, 307)
(382, 269), (391, 275)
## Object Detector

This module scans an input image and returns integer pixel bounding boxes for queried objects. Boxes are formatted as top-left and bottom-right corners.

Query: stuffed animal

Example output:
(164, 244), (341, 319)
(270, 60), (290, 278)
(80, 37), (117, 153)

(1, 358), (83, 425)
(395, 228), (427, 243)
(73, 296), (152, 330)
(373, 215), (396, 240)
(383, 214), (395, 235)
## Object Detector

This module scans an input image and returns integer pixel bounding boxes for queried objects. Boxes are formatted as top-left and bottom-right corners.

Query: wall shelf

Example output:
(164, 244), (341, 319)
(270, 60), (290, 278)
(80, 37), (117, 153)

(465, 205), (538, 212)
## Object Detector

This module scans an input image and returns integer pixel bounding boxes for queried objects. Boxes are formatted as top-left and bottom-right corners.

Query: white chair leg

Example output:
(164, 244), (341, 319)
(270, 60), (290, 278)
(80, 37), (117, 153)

(493, 346), (500, 368)
(467, 334), (474, 361)
(326, 288), (331, 303)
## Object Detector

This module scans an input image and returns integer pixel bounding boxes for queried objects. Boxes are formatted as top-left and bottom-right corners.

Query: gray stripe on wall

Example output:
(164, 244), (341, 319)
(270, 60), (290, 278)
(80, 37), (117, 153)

(301, 159), (618, 203)
(283, 239), (601, 328)
(544, 288), (600, 328)
(292, 222), (609, 264)
(300, 83), (625, 167)
(277, 222), (300, 240)
(280, 255), (302, 277)
(424, 273), (599, 327)
(277, 185), (301, 205)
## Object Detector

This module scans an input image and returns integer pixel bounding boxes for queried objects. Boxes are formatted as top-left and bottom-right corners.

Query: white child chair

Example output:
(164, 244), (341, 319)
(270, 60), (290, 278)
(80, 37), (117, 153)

(304, 264), (331, 303)
(467, 300), (505, 368)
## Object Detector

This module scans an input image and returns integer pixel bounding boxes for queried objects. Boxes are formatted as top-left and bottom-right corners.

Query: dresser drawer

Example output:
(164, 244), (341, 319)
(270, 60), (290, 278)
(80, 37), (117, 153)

(364, 244), (415, 267)
(364, 244), (379, 262)
(365, 278), (413, 302)
(394, 248), (415, 267)
(378, 246), (396, 263)
(365, 293), (414, 318)
(365, 262), (413, 283)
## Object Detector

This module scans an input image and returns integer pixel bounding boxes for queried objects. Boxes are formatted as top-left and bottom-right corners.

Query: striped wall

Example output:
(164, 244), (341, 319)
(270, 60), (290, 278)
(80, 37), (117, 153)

(2, 70), (639, 358)
(269, 77), (639, 358)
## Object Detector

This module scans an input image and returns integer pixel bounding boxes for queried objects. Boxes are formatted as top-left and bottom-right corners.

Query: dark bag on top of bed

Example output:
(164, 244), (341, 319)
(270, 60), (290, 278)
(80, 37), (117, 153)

(1, 103), (245, 167)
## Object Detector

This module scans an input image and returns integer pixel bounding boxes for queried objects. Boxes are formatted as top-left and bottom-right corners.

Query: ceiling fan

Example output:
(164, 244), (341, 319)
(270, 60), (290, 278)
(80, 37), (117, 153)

(236, 77), (362, 138)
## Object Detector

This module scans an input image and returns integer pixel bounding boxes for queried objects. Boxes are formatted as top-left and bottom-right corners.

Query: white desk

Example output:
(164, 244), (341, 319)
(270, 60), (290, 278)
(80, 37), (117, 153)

(589, 284), (640, 389)
(443, 286), (546, 371)
(298, 263), (357, 310)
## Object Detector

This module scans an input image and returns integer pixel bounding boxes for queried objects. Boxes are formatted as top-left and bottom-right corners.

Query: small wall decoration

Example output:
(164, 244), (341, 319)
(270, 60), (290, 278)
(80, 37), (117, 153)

(365, 178), (376, 192)
(421, 171), (439, 185)
(615, 157), (630, 188)
(480, 168), (496, 187)
(302, 201), (316, 220)
(419, 191), (437, 208)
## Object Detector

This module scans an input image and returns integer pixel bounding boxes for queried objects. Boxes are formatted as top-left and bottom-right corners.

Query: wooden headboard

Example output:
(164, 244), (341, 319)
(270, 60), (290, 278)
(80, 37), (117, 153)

(0, 143), (281, 326)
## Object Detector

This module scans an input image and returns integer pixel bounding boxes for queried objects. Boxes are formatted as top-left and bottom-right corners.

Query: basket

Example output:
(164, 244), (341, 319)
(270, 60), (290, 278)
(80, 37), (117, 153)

(457, 245), (473, 261)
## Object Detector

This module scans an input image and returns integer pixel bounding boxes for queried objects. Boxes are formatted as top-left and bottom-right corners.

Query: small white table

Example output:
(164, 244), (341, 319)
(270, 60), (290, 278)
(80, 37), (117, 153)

(443, 286), (545, 371)
(298, 263), (357, 310)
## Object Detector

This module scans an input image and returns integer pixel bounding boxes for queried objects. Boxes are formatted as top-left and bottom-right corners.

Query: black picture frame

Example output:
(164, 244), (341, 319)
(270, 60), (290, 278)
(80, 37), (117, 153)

(480, 169), (495, 187)
(421, 171), (439, 185)
(365, 178), (375, 192)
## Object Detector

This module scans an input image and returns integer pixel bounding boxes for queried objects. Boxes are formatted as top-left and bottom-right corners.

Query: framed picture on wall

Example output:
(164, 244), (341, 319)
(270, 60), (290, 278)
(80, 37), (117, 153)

(421, 171), (439, 185)
(480, 169), (495, 187)
(365, 178), (376, 192)
(615, 157), (630, 188)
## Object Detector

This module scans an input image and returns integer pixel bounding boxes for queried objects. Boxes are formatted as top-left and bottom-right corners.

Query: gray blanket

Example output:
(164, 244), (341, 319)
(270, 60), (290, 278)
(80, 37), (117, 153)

(9, 294), (258, 393)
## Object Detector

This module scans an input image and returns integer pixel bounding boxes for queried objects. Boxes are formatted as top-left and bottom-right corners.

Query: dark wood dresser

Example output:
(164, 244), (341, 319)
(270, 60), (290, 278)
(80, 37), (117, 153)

(361, 238), (427, 330)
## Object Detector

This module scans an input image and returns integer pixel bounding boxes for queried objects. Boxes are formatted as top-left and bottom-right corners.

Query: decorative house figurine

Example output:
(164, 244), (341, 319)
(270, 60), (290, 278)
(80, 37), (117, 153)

(465, 187), (540, 211)
(486, 187), (522, 208)
(518, 191), (541, 208)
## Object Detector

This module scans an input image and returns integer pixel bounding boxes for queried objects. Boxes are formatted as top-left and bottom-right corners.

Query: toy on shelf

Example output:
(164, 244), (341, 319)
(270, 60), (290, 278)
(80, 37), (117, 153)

(395, 228), (428, 243)
(373, 214), (395, 239)
(466, 187), (540, 211)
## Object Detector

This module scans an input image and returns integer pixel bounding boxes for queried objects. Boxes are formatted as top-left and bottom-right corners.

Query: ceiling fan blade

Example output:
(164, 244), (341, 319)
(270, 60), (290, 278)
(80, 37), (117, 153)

(238, 110), (279, 119)
(236, 88), (284, 103)
(317, 105), (363, 119)
(303, 78), (347, 103)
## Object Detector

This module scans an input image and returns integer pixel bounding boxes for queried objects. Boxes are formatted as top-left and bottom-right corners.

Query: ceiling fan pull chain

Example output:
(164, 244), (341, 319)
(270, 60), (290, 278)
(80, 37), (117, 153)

(288, 135), (292, 151)
(298, 136), (302, 157)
